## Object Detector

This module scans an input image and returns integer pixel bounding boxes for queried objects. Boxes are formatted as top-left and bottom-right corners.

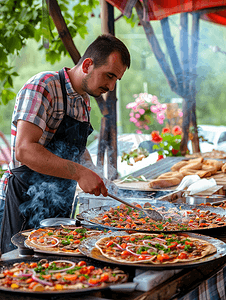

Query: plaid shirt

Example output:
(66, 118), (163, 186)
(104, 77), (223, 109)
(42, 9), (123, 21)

(0, 67), (91, 201)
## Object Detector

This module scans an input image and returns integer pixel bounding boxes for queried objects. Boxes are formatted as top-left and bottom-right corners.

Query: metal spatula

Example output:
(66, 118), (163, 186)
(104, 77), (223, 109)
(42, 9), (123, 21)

(107, 192), (164, 221)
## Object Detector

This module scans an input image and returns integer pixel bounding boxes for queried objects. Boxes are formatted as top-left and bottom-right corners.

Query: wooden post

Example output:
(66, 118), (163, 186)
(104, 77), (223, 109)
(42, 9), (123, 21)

(98, 0), (118, 180)
(190, 12), (200, 154)
(180, 12), (201, 155)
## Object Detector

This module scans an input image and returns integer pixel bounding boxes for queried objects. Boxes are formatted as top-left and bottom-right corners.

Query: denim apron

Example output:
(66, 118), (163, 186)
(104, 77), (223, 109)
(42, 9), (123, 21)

(0, 69), (93, 253)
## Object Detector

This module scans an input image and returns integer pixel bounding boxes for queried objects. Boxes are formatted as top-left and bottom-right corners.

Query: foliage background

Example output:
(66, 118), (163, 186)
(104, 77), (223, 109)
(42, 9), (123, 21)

(1, 1), (226, 144)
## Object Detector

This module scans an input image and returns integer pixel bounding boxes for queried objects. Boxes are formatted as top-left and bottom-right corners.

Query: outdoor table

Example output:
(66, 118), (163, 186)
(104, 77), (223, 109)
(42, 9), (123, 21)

(1, 157), (226, 299)
(1, 247), (226, 300)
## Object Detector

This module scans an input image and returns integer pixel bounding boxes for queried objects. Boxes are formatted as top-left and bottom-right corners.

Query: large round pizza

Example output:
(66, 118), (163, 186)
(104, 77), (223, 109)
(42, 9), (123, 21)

(24, 225), (104, 255)
(87, 203), (226, 232)
(95, 232), (217, 264)
(0, 259), (128, 293)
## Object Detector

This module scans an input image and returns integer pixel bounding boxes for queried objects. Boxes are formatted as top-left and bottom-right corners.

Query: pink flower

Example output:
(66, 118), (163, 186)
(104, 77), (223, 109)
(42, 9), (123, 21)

(129, 112), (134, 117)
(130, 117), (137, 123)
(151, 95), (159, 104)
(144, 125), (149, 130)
(150, 106), (158, 113)
(157, 117), (164, 124)
(135, 113), (140, 119)
(126, 102), (133, 109)
(136, 130), (142, 134)
(157, 112), (165, 120)
(178, 109), (183, 117)
(126, 102), (138, 110)
(139, 108), (145, 115)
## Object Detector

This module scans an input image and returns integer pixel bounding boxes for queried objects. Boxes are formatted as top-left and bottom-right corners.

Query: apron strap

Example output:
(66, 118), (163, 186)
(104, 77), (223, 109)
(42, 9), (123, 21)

(58, 69), (91, 123)
(59, 69), (68, 113)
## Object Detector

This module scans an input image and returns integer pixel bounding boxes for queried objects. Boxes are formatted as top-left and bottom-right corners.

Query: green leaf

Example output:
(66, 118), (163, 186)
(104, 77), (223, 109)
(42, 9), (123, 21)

(45, 50), (61, 64)
(0, 0), (97, 104)
(0, 48), (8, 64)
(21, 24), (35, 38)
(4, 36), (23, 53)
(1, 88), (16, 105)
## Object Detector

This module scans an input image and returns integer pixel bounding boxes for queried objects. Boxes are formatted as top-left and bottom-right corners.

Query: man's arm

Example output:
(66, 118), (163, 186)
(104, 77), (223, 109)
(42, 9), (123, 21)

(80, 147), (119, 195)
(15, 120), (108, 196)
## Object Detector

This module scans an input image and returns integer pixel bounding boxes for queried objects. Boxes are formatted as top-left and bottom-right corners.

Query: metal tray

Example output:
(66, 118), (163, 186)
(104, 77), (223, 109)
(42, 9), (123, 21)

(40, 218), (77, 227)
(11, 225), (105, 257)
(0, 256), (133, 295)
(78, 232), (226, 270)
(76, 201), (226, 233)
(171, 195), (226, 205)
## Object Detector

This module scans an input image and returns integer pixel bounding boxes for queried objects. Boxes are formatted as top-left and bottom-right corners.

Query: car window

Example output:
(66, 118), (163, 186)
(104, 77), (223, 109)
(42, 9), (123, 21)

(199, 130), (215, 143)
(218, 132), (226, 144)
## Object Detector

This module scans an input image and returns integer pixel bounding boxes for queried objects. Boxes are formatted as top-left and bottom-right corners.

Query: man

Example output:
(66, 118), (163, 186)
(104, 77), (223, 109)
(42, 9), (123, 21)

(0, 34), (130, 253)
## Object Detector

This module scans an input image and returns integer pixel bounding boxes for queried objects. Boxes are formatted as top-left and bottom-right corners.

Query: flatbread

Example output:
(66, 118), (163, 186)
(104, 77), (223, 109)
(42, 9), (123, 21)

(95, 233), (217, 264)
(25, 226), (103, 255)
(0, 259), (128, 292)
(90, 203), (226, 231)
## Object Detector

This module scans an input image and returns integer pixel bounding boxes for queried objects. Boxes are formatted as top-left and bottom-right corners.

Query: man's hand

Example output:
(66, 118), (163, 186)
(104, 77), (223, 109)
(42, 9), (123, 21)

(77, 167), (108, 197)
(15, 120), (108, 197)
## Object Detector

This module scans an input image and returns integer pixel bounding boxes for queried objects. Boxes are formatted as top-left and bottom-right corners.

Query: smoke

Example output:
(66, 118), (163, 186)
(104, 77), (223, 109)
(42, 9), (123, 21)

(18, 138), (120, 229)
(19, 140), (79, 229)
(19, 176), (76, 229)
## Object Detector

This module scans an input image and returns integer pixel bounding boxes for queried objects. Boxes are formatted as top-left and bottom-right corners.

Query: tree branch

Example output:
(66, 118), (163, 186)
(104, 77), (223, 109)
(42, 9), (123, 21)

(160, 17), (184, 97)
(46, 0), (81, 64)
(135, 1), (177, 93)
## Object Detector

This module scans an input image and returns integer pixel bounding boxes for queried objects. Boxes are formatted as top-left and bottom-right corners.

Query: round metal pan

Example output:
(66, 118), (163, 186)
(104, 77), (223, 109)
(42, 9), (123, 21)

(76, 201), (226, 234)
(11, 225), (106, 257)
(11, 229), (84, 257)
(0, 256), (132, 296)
(78, 232), (226, 270)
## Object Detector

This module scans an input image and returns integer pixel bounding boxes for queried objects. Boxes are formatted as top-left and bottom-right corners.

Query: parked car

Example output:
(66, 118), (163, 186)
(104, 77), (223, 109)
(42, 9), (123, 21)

(87, 133), (158, 178)
(187, 125), (226, 153)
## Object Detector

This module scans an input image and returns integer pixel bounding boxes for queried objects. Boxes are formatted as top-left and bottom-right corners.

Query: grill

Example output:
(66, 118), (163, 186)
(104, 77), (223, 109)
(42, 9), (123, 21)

(77, 190), (172, 214)
(129, 157), (185, 179)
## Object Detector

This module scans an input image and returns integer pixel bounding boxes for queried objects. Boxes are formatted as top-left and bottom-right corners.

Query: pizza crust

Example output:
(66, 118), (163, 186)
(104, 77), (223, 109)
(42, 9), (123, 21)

(95, 233), (217, 265)
(25, 226), (102, 255)
(25, 239), (68, 254)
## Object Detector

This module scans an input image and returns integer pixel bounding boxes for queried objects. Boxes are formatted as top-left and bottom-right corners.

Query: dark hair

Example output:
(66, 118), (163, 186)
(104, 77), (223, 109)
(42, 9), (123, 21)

(77, 34), (130, 69)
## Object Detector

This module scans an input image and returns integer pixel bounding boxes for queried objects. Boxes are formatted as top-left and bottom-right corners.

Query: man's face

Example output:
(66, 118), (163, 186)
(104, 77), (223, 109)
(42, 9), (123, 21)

(82, 52), (127, 97)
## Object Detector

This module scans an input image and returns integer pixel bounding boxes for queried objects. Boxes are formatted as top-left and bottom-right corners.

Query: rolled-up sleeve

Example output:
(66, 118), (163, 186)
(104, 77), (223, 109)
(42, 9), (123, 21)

(12, 81), (52, 132)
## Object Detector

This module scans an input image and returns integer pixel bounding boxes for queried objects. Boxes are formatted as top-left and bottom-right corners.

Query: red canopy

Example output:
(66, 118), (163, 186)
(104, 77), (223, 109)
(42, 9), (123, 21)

(106, 0), (226, 26)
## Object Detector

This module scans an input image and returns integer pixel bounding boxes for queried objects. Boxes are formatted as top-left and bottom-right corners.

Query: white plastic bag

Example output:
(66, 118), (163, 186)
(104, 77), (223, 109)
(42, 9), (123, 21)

(187, 178), (217, 195)
(176, 175), (200, 191)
